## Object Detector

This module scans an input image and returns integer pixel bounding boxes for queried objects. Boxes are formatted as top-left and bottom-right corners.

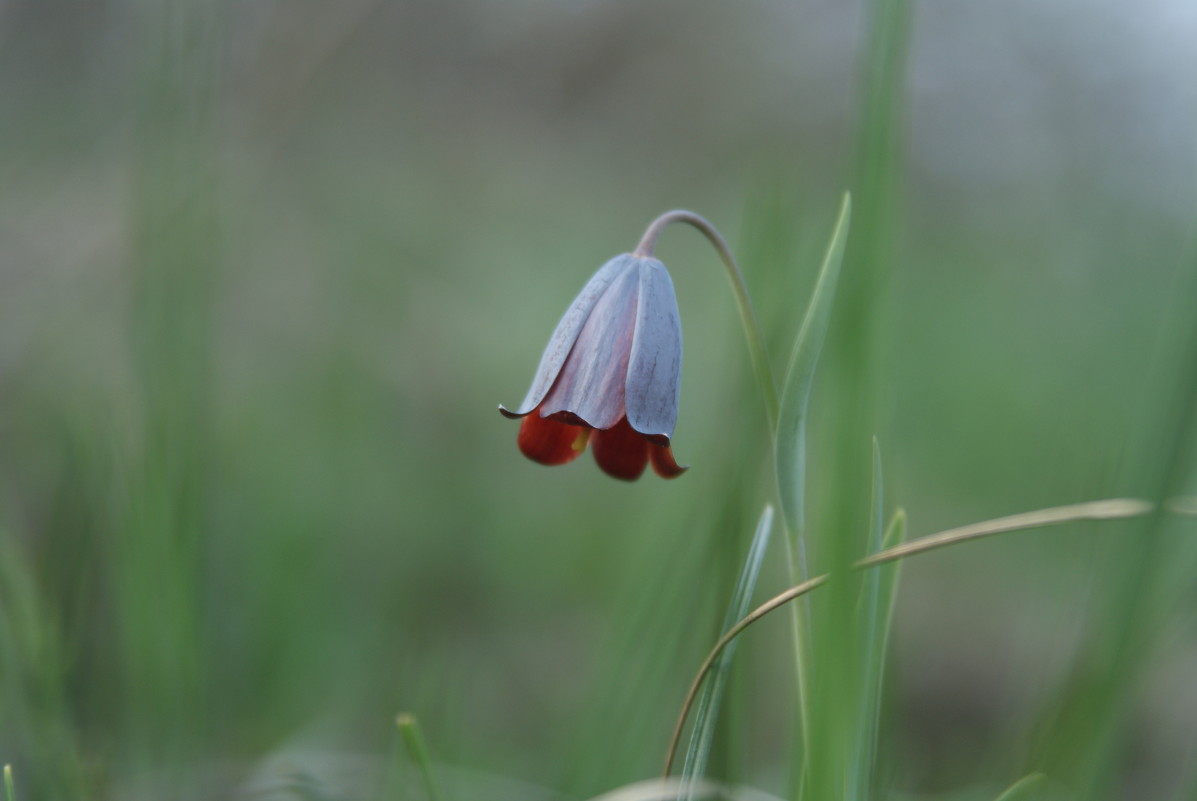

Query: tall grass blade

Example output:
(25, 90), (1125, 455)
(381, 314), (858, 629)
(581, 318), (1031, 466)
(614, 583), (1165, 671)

(1038, 206), (1197, 797)
(564, 507), (711, 795)
(3, 765), (14, 801)
(772, 193), (851, 769)
(849, 440), (904, 799)
(0, 534), (87, 800)
(774, 193), (852, 542)
(807, 0), (912, 794)
(118, 2), (223, 774)
(848, 437), (885, 799)
(678, 506), (774, 797)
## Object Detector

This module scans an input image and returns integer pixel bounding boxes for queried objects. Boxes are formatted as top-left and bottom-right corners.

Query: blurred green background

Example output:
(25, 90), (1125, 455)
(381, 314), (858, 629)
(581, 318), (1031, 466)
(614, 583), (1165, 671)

(1, 1), (1195, 799)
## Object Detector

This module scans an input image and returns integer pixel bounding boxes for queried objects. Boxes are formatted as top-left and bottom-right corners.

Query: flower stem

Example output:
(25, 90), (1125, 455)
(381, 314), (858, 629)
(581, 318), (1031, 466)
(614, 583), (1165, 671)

(635, 210), (780, 433)
(637, 208), (804, 773)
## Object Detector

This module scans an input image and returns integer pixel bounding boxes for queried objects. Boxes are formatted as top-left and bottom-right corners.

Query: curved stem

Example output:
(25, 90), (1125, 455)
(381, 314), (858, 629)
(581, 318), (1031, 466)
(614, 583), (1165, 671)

(636, 210), (779, 433)
(854, 498), (1154, 568)
(663, 575), (828, 777)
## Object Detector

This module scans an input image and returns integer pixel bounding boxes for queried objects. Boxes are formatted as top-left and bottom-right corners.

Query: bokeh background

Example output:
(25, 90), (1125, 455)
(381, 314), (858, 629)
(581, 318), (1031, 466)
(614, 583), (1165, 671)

(2, 1), (1196, 799)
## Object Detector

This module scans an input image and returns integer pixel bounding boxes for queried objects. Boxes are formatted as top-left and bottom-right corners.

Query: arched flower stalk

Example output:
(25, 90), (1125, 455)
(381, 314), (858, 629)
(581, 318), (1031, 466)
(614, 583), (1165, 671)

(500, 210), (776, 481)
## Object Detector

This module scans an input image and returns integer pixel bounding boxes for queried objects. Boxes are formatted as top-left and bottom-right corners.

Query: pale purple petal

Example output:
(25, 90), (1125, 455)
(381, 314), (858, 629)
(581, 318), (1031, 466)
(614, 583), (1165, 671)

(538, 256), (640, 430)
(499, 255), (635, 418)
(624, 257), (681, 445)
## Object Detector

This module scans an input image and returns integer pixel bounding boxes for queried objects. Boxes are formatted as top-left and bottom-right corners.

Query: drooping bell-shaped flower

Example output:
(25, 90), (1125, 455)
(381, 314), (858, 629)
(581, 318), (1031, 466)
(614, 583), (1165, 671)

(500, 253), (686, 481)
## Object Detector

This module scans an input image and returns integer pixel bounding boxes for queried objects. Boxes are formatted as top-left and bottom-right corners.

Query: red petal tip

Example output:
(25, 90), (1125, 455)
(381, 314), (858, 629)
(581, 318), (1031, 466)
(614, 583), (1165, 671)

(518, 412), (585, 466)
(649, 445), (688, 479)
(590, 418), (649, 481)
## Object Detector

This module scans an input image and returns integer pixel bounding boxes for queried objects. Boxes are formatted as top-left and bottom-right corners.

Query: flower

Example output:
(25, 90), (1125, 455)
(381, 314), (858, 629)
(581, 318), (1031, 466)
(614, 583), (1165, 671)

(500, 253), (687, 481)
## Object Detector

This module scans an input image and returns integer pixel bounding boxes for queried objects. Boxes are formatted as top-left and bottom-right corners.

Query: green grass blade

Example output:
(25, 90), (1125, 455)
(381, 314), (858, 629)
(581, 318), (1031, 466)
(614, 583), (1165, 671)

(4, 765), (14, 801)
(772, 192), (850, 772)
(665, 494), (1144, 781)
(679, 506), (774, 796)
(993, 772), (1048, 801)
(397, 713), (445, 801)
(854, 503), (906, 798)
(774, 192), (852, 540)
(0, 533), (88, 800)
(846, 438), (885, 797)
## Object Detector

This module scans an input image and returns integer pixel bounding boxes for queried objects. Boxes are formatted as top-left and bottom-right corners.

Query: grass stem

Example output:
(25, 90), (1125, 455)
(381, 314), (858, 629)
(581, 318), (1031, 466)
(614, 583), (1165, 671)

(664, 498), (1153, 776)
(397, 713), (445, 801)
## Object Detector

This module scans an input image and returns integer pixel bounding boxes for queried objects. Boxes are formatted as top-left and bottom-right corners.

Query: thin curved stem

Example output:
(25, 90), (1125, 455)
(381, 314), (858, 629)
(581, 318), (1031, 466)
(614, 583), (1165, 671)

(636, 210), (779, 433)
(663, 575), (828, 777)
(854, 498), (1154, 568)
(662, 497), (1155, 778)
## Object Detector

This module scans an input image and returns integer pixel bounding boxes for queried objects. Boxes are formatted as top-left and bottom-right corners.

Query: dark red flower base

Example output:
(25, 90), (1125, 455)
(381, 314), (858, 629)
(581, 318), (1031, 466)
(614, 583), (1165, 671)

(518, 412), (686, 481)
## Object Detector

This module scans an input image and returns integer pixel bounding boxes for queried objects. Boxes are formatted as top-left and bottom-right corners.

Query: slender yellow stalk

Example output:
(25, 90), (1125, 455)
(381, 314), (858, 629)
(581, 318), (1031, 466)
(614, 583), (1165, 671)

(663, 576), (828, 777)
(856, 499), (1154, 568)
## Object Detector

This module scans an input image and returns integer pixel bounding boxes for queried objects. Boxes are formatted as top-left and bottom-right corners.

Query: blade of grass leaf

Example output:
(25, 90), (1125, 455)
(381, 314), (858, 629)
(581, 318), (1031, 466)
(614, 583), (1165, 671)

(775, 192), (853, 541)
(121, 0), (222, 769)
(0, 534), (87, 800)
(859, 508), (905, 781)
(1045, 208), (1197, 797)
(564, 503), (711, 794)
(848, 440), (893, 800)
(773, 192), (852, 768)
(4, 765), (14, 801)
(678, 506), (775, 796)
(397, 714), (444, 801)
(665, 498), (1151, 775)
(808, 2), (912, 792)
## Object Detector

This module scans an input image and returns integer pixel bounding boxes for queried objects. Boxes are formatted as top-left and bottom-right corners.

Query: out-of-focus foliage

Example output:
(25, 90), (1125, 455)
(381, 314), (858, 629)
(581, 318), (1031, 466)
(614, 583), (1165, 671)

(1, 1), (1195, 799)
